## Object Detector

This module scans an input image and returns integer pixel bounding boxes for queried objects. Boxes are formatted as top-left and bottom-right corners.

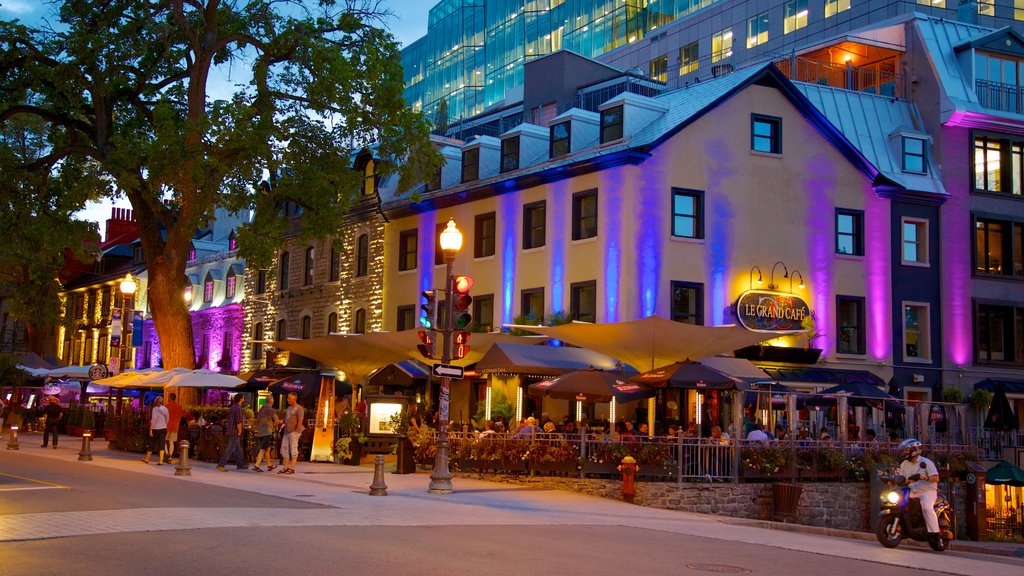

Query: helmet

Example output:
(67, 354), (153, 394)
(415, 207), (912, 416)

(898, 438), (922, 460)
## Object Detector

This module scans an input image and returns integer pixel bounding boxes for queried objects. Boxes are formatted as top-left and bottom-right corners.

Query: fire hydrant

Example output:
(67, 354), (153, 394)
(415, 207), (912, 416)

(618, 455), (639, 503)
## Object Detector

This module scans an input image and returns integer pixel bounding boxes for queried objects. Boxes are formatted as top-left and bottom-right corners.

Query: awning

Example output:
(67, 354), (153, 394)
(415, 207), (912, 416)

(756, 366), (886, 387)
(367, 359), (431, 387)
(476, 343), (630, 377)
(698, 357), (771, 382)
(267, 372), (352, 405)
(975, 378), (1024, 395)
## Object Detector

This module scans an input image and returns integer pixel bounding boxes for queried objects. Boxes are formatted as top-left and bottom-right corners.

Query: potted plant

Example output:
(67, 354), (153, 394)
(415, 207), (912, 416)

(969, 388), (992, 427)
(388, 409), (417, 474)
(336, 410), (365, 465)
(101, 411), (116, 441)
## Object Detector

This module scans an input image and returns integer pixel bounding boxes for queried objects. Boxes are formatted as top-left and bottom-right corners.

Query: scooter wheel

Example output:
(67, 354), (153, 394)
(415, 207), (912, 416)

(876, 516), (901, 548)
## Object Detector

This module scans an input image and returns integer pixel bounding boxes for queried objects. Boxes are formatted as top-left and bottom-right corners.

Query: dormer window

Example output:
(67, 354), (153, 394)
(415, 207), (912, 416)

(425, 166), (442, 192)
(203, 273), (215, 303)
(226, 270), (237, 299)
(902, 137), (927, 174)
(461, 147), (480, 182)
(362, 158), (376, 196)
(600, 106), (624, 144)
(133, 246), (144, 265)
(500, 137), (519, 173)
(187, 246), (196, 262)
(550, 121), (571, 159)
(228, 231), (237, 251)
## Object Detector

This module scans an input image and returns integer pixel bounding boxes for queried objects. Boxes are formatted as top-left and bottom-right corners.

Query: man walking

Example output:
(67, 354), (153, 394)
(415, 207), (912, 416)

(253, 396), (278, 472)
(41, 397), (63, 448)
(278, 392), (304, 475)
(218, 394), (249, 472)
(164, 392), (183, 463)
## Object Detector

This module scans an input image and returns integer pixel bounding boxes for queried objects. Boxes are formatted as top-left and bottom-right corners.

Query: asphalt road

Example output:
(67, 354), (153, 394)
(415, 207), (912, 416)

(2, 445), (1023, 576)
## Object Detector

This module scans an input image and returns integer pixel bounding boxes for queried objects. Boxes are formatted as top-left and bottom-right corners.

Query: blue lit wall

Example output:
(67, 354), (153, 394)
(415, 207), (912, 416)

(702, 139), (736, 325)
(498, 191), (520, 324)
(599, 169), (625, 322)
(548, 179), (569, 313)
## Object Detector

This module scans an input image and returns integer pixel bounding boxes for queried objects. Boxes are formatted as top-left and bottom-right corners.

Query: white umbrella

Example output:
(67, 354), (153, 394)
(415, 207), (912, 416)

(158, 368), (245, 389)
(92, 368), (164, 389)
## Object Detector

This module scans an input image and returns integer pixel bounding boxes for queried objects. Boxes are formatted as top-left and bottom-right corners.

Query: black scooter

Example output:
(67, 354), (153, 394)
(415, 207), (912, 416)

(876, 473), (954, 551)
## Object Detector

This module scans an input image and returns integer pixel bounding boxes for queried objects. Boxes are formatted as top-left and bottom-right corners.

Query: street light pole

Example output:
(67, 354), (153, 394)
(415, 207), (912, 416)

(119, 273), (137, 373)
(428, 219), (462, 494)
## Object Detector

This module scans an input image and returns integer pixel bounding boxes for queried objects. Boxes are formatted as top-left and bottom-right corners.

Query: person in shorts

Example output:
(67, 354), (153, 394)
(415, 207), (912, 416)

(253, 396), (278, 472)
(279, 392), (304, 475)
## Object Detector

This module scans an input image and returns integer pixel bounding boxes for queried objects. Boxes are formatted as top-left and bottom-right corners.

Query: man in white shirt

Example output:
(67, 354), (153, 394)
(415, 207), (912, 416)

(746, 423), (769, 444)
(896, 438), (940, 540)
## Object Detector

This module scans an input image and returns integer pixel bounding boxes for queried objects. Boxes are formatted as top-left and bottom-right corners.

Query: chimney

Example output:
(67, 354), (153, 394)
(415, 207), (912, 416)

(104, 206), (137, 244)
(957, 1), (981, 25)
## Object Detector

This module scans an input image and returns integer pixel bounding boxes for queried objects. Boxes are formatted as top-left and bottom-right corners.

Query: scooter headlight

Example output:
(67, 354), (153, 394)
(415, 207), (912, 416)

(884, 491), (901, 505)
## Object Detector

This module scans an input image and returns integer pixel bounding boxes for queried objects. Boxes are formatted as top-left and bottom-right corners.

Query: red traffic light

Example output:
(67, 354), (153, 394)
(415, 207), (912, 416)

(454, 275), (473, 293)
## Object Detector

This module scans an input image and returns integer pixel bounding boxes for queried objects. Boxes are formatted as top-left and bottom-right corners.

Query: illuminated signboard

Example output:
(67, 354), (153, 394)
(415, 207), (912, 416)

(366, 396), (406, 436)
(736, 290), (811, 333)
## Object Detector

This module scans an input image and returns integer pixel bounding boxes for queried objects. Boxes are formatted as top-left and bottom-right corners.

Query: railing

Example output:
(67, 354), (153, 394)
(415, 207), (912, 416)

(775, 56), (902, 98)
(975, 79), (1024, 115)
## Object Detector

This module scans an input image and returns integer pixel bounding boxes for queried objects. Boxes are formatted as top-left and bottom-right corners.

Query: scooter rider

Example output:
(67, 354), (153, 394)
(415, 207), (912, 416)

(896, 438), (940, 543)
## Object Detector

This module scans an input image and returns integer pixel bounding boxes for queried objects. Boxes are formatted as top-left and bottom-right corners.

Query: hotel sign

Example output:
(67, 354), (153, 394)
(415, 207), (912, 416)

(736, 290), (811, 333)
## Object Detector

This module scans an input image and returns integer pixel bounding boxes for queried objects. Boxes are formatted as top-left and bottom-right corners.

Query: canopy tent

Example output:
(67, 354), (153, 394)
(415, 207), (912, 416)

(505, 315), (770, 371)
(475, 342), (631, 377)
(987, 461), (1024, 487)
(270, 330), (548, 383)
(529, 368), (655, 403)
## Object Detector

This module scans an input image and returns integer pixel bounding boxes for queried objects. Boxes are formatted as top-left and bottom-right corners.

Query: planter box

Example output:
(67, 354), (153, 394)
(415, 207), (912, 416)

(583, 462), (621, 477)
(530, 461), (578, 476)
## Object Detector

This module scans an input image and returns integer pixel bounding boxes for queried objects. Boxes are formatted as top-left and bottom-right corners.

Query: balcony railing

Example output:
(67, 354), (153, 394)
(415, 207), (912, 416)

(775, 56), (902, 98)
(975, 79), (1024, 114)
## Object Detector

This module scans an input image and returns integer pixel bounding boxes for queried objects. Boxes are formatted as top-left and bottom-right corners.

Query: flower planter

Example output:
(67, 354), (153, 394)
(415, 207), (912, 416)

(583, 462), (621, 477)
(530, 461), (578, 476)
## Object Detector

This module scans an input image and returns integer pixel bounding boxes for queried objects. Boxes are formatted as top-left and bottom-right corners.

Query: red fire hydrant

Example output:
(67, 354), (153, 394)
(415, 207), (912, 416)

(618, 456), (639, 503)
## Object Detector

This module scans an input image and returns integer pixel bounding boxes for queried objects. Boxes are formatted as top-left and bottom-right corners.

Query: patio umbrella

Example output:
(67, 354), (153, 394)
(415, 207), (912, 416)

(528, 367), (655, 403)
(156, 368), (246, 389)
(92, 368), (164, 389)
(984, 386), (1019, 432)
(631, 361), (740, 390)
(803, 382), (897, 410)
(986, 461), (1024, 487)
(745, 381), (801, 407)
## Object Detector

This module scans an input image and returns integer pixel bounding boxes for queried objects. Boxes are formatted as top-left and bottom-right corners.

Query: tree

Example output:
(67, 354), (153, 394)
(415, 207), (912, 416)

(0, 1), (439, 370)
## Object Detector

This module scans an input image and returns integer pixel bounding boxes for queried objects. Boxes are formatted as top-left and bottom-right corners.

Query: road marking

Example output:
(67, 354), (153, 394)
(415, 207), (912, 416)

(0, 472), (70, 489)
(0, 486), (66, 492)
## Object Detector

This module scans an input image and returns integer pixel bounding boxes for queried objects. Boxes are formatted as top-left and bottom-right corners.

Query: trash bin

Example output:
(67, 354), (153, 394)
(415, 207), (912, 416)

(773, 482), (802, 522)
(395, 437), (416, 474)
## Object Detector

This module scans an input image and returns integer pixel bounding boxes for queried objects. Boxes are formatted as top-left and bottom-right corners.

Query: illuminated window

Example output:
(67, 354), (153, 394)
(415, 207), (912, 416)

(902, 218), (929, 266)
(475, 212), (496, 258)
(362, 158), (376, 196)
(650, 55), (668, 82)
(500, 136), (519, 173)
(399, 229), (418, 271)
(978, 0), (994, 15)
(279, 251), (290, 290)
(974, 134), (1023, 196)
(203, 275), (214, 303)
(836, 209), (864, 256)
(679, 42), (699, 77)
(671, 281), (703, 325)
(550, 121), (571, 158)
(600, 105), (623, 143)
(712, 29), (733, 63)
(520, 288), (544, 322)
(356, 234), (369, 277)
(975, 304), (1022, 364)
(570, 281), (597, 323)
(752, 114), (782, 154)
(523, 201), (546, 249)
(671, 188), (703, 239)
(903, 303), (931, 361)
(572, 190), (598, 241)
(825, 0), (851, 19)
(976, 218), (1024, 277)
(188, 246), (196, 262)
(228, 231), (237, 251)
(784, 1), (809, 34)
(226, 273), (237, 299)
(918, 0), (945, 7)
(837, 296), (865, 355)
(903, 137), (927, 173)
(461, 147), (480, 182)
(746, 12), (768, 49)
(1016, 0), (1024, 21)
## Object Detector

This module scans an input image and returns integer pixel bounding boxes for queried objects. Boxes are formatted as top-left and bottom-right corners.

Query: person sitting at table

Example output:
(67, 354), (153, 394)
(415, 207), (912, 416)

(682, 422), (697, 438)
(513, 417), (539, 438)
(747, 423), (769, 444)
(710, 424), (731, 445)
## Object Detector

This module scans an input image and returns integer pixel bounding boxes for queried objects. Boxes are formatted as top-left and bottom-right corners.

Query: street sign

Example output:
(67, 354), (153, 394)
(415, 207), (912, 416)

(432, 363), (464, 379)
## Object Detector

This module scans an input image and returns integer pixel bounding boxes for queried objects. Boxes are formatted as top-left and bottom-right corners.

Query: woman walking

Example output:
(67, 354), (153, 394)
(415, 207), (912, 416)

(143, 396), (170, 465)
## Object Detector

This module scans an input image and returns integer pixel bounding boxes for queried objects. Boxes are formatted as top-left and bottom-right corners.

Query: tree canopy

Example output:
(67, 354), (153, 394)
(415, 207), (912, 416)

(0, 0), (439, 369)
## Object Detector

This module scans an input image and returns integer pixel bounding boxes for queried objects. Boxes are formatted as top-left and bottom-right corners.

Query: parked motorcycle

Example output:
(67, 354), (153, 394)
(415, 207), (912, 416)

(876, 474), (954, 551)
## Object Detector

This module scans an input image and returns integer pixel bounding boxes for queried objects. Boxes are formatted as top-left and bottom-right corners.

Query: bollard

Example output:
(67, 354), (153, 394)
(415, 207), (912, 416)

(369, 455), (388, 496)
(175, 440), (192, 477)
(78, 431), (93, 461)
(6, 426), (19, 450)
(618, 455), (638, 504)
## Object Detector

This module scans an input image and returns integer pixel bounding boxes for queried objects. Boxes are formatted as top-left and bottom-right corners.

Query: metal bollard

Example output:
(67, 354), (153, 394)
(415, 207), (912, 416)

(369, 455), (388, 496)
(175, 440), (192, 476)
(78, 431), (93, 461)
(6, 426), (19, 450)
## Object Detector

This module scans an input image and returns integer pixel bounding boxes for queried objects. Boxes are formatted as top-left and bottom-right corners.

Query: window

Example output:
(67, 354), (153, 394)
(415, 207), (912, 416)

(101, 289), (110, 317)
(825, 0), (851, 19)
(188, 246), (196, 262)
(600, 105), (624, 144)
(329, 244), (341, 282)
(975, 217), (1024, 276)
(978, 0), (994, 15)
(475, 212), (496, 258)
(203, 275), (215, 303)
(902, 218), (929, 265)
(784, 1), (808, 34)
(356, 234), (369, 277)
(976, 304), (1023, 364)
(276, 318), (287, 341)
(917, 0), (945, 7)
(473, 295), (494, 332)
(133, 245), (144, 264)
(425, 166), (442, 192)
(220, 332), (233, 370)
(746, 12), (768, 49)
(521, 288), (544, 322)
(572, 190), (598, 240)
(461, 147), (480, 182)
(73, 294), (84, 319)
(396, 305), (415, 331)
(570, 281), (597, 323)
(279, 251), (290, 290)
(711, 29), (733, 63)
(903, 303), (931, 361)
(226, 273), (237, 299)
(399, 229), (418, 271)
(327, 312), (338, 335)
(649, 55), (668, 82)
(304, 246), (315, 286)
(500, 136), (519, 173)
(353, 308), (366, 334)
(550, 121), (571, 158)
(671, 188), (704, 239)
(903, 137), (926, 173)
(523, 201), (546, 249)
(751, 114), (782, 154)
(679, 41), (699, 76)
(670, 281), (703, 325)
(256, 269), (267, 294)
(228, 231), (237, 251)
(836, 209), (864, 256)
(363, 158), (377, 196)
(301, 315), (311, 339)
(836, 296), (865, 355)
(1016, 0), (1024, 21)
(973, 134), (1023, 196)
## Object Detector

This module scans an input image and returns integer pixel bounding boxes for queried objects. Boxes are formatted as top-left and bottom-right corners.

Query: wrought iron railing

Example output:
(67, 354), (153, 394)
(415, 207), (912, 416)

(975, 79), (1024, 115)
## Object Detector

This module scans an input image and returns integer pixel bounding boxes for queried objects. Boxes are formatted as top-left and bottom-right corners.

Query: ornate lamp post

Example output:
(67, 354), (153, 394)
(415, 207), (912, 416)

(428, 219), (462, 494)
(119, 273), (137, 372)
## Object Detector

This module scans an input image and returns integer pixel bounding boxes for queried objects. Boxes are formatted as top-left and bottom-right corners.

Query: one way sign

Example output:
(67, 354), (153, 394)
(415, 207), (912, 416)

(432, 363), (465, 379)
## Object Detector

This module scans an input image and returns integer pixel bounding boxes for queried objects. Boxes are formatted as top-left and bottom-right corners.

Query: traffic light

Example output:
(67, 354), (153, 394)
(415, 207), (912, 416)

(451, 275), (473, 330)
(417, 330), (435, 360)
(453, 330), (471, 360)
(420, 289), (438, 330)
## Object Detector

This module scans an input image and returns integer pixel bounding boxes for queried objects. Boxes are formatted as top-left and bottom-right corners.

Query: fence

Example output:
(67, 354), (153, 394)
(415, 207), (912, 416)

(975, 79), (1024, 114)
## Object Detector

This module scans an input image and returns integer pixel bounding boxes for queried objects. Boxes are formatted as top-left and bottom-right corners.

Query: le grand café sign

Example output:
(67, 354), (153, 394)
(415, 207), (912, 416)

(736, 290), (811, 333)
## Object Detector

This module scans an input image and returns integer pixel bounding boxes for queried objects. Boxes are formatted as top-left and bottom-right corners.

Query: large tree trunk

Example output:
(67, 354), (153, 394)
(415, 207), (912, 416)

(24, 321), (46, 357)
(147, 253), (197, 406)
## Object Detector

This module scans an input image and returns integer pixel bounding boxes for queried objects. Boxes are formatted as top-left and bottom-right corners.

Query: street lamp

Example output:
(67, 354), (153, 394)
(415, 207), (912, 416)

(429, 218), (462, 494)
(120, 273), (137, 372)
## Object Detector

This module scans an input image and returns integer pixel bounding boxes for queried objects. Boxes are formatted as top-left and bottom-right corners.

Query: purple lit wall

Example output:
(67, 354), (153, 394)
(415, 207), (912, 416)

(599, 168), (624, 322)
(498, 192), (520, 325)
(136, 303), (244, 371)
(936, 124), (972, 366)
(863, 186), (892, 361)
(803, 152), (837, 356)
(703, 139), (736, 325)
